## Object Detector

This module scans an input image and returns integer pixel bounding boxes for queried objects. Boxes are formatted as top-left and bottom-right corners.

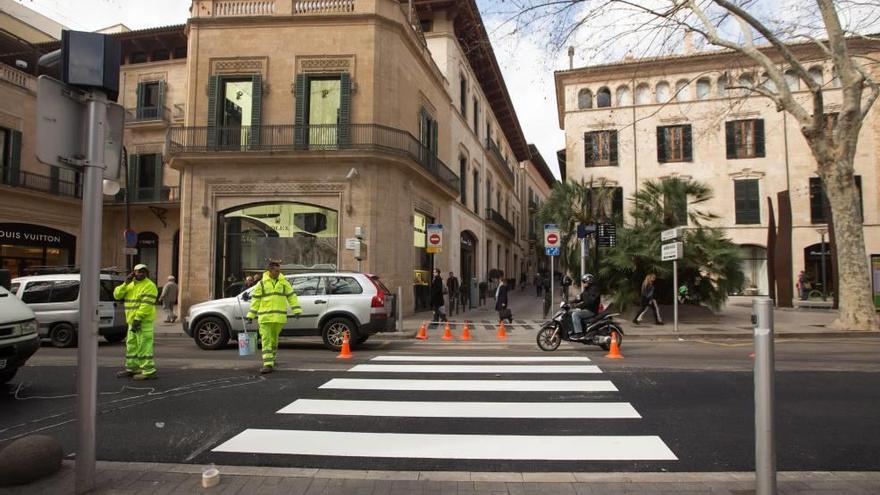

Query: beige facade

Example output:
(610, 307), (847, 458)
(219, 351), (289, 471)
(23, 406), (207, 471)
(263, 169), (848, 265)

(555, 42), (880, 297)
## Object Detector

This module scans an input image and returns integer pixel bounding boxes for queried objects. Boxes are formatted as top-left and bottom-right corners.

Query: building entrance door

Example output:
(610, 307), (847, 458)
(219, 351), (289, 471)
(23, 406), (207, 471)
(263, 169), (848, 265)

(460, 231), (476, 309)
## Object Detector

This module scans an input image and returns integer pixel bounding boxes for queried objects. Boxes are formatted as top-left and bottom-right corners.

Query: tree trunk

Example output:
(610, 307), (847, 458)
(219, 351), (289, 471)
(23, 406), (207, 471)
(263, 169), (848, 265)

(820, 159), (878, 330)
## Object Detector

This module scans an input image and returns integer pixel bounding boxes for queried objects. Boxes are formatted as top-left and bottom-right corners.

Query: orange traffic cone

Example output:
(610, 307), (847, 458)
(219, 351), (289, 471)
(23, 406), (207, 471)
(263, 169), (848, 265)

(337, 332), (353, 359)
(442, 321), (454, 340)
(460, 321), (472, 341)
(496, 320), (508, 340)
(605, 331), (623, 359)
(415, 323), (428, 340)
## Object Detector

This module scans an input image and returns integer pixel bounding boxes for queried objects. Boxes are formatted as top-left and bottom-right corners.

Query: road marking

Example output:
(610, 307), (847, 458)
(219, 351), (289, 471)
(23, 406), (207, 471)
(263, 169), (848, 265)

(371, 356), (591, 362)
(347, 364), (602, 374)
(213, 430), (677, 461)
(278, 399), (640, 418)
(319, 378), (618, 392)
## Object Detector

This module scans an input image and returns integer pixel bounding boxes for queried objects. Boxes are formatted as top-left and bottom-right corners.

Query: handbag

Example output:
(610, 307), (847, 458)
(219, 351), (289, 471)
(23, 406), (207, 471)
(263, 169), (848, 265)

(500, 307), (513, 320)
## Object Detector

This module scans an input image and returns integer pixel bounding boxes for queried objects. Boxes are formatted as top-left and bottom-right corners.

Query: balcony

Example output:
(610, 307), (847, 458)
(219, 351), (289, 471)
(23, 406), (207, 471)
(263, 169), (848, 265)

(105, 187), (181, 205)
(486, 208), (515, 239)
(486, 138), (515, 185)
(126, 106), (169, 126)
(1, 170), (81, 199)
(167, 123), (459, 193)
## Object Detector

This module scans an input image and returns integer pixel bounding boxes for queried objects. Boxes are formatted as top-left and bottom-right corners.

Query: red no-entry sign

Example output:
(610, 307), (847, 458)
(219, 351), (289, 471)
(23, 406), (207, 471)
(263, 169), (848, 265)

(429, 233), (441, 245)
(547, 233), (558, 245)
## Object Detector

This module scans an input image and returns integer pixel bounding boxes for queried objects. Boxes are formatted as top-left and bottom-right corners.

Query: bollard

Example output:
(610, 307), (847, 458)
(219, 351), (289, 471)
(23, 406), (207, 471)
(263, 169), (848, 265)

(753, 297), (776, 495)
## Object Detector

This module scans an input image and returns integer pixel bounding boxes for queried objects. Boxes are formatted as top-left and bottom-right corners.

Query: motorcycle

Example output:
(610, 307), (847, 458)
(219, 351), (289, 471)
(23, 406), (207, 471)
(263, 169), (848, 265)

(536, 301), (624, 352)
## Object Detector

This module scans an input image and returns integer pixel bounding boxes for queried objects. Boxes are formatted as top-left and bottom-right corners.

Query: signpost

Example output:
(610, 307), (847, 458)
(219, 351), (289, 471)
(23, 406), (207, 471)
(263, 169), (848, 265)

(426, 224), (443, 254)
(577, 224), (595, 278)
(661, 228), (684, 333)
(544, 224), (560, 310)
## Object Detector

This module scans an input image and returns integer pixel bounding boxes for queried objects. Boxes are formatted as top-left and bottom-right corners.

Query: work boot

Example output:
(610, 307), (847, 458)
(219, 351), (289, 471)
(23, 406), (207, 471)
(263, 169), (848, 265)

(632, 318), (640, 325)
(260, 365), (274, 374)
(133, 373), (156, 381)
(116, 370), (136, 378)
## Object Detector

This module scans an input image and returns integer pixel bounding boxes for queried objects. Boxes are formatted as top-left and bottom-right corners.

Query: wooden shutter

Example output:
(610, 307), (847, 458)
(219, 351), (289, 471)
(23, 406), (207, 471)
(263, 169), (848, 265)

(294, 74), (307, 149)
(656, 126), (667, 163)
(583, 132), (594, 166)
(338, 73), (351, 148)
(683, 125), (693, 161)
(609, 131), (618, 165)
(127, 154), (140, 201)
(754, 119), (765, 157)
(735, 179), (759, 224)
(135, 82), (144, 118)
(248, 74), (262, 149)
(157, 81), (166, 120)
(8, 130), (21, 186)
(206, 76), (219, 149)
(725, 121), (736, 158)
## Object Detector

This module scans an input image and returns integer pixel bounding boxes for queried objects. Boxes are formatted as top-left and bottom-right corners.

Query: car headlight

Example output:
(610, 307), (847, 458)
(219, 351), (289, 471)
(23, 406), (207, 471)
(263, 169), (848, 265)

(20, 320), (38, 335)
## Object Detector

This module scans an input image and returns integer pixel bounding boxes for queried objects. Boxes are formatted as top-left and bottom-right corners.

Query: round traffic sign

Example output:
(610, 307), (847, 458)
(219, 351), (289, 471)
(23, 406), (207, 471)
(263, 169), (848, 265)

(547, 233), (558, 245)
(429, 233), (441, 245)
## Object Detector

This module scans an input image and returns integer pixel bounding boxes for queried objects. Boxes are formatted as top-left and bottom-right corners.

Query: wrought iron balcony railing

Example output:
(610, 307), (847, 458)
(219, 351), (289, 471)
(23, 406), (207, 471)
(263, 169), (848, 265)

(486, 208), (516, 238)
(105, 187), (181, 204)
(167, 123), (459, 193)
(486, 138), (515, 185)
(1, 170), (81, 199)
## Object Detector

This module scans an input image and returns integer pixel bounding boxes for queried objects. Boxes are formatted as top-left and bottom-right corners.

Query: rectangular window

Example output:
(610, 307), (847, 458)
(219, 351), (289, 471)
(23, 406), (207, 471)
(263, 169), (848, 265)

(473, 98), (480, 135)
(136, 81), (163, 120)
(128, 154), (163, 202)
(486, 179), (492, 214)
(725, 119), (765, 159)
(217, 78), (254, 147)
(459, 74), (467, 116)
(173, 46), (187, 59)
(419, 108), (439, 158)
(734, 179), (761, 224)
(152, 49), (170, 61)
(584, 130), (618, 167)
(459, 156), (467, 205)
(308, 77), (342, 146)
(810, 176), (863, 224)
(473, 170), (479, 214)
(657, 125), (692, 163)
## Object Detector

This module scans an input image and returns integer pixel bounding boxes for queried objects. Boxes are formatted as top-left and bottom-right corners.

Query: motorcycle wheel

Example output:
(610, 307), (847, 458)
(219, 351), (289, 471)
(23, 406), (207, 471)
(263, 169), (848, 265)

(599, 324), (624, 351)
(536, 325), (561, 351)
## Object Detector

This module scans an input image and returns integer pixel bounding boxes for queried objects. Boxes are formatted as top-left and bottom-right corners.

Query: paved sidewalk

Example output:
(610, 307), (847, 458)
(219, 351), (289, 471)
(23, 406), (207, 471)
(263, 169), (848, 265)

(3, 461), (879, 494)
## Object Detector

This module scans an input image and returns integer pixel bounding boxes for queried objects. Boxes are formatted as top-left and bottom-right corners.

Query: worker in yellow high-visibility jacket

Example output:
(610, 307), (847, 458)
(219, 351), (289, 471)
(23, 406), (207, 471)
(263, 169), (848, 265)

(113, 263), (159, 380)
(246, 259), (301, 373)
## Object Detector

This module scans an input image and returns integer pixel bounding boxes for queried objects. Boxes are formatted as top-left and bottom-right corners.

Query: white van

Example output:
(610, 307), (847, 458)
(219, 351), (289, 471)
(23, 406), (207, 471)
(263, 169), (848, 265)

(10, 273), (127, 347)
(0, 270), (39, 384)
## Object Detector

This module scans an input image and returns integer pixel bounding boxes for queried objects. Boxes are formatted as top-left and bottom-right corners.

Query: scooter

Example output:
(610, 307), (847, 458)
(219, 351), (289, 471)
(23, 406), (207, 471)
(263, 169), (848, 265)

(536, 301), (624, 352)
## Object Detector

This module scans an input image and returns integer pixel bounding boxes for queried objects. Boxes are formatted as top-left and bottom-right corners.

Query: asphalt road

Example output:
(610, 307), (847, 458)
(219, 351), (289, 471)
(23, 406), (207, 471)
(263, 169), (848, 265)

(1, 336), (878, 473)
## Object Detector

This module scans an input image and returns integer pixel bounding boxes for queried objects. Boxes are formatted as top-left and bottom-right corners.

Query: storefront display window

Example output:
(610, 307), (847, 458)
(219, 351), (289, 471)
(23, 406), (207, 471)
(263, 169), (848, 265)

(413, 212), (433, 311)
(0, 223), (75, 277)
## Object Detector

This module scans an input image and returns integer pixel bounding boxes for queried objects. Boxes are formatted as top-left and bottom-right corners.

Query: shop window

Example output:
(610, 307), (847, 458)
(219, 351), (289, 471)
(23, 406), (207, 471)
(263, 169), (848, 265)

(21, 281), (53, 304)
(809, 176), (862, 224)
(413, 211), (433, 312)
(584, 130), (618, 167)
(657, 125), (692, 163)
(135, 232), (159, 280)
(326, 276), (363, 295)
(725, 119), (765, 159)
(734, 179), (761, 224)
(294, 212), (328, 234)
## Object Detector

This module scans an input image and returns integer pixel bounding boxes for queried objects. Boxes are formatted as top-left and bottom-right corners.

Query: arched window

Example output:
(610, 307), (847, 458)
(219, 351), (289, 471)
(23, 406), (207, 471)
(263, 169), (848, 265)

(808, 66), (824, 86)
(596, 87), (612, 107)
(615, 85), (631, 106)
(674, 79), (690, 101)
(655, 81), (670, 103)
(784, 69), (799, 91)
(577, 88), (593, 109)
(737, 73), (754, 95)
(831, 67), (841, 88)
(635, 83), (651, 104)
(760, 72), (776, 92)
(696, 78), (711, 100)
(717, 76), (730, 97)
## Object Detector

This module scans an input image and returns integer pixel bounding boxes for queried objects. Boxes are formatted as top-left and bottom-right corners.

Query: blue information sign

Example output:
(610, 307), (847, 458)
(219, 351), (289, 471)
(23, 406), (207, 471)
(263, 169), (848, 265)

(545, 247), (560, 256)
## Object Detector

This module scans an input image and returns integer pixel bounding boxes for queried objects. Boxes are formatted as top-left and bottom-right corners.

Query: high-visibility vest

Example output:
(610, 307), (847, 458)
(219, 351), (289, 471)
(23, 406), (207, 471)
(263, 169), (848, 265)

(246, 272), (302, 324)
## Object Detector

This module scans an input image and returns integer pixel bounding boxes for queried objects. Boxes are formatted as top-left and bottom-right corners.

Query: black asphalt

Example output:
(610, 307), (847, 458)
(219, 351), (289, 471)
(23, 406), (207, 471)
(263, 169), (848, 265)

(2, 342), (878, 473)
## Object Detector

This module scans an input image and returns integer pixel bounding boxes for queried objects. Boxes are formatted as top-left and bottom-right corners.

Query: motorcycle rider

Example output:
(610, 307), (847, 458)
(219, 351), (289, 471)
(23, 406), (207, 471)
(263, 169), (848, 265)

(569, 274), (601, 339)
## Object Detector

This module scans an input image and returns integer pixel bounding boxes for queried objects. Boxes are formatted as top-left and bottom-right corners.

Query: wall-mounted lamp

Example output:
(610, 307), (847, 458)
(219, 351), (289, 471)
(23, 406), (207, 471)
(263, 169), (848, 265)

(345, 167), (359, 215)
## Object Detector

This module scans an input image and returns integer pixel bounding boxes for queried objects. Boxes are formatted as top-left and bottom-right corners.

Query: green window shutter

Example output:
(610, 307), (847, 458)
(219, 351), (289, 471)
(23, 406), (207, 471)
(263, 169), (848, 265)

(128, 153), (140, 201)
(612, 187), (624, 219)
(725, 121), (736, 158)
(609, 130), (618, 165)
(7, 130), (21, 186)
(135, 82), (144, 117)
(294, 74), (307, 150)
(583, 132), (594, 166)
(157, 81), (166, 120)
(656, 126), (667, 163)
(338, 73), (351, 147)
(206, 76), (219, 149)
(808, 177), (825, 223)
(682, 125), (693, 161)
(735, 179), (760, 224)
(431, 120), (439, 155)
(249, 74), (262, 149)
(754, 119), (765, 157)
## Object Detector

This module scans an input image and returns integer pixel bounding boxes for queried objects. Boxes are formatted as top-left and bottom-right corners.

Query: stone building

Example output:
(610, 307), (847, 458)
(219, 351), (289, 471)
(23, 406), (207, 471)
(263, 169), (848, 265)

(555, 39), (880, 300)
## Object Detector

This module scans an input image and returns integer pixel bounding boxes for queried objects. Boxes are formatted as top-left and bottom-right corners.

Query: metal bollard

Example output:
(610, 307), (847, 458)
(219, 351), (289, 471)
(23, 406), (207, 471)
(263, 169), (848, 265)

(753, 297), (777, 495)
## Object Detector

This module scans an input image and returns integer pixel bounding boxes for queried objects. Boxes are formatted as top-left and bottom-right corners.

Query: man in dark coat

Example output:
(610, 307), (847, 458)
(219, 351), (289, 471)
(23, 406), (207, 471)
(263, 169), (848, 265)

(446, 272), (460, 316)
(494, 277), (510, 323)
(430, 268), (446, 326)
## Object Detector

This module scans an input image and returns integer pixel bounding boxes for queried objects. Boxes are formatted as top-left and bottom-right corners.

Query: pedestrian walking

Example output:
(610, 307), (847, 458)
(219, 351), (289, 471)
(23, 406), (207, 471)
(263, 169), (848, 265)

(430, 268), (447, 326)
(158, 275), (178, 323)
(535, 274), (543, 297)
(495, 277), (511, 323)
(114, 263), (159, 380)
(478, 280), (488, 306)
(446, 271), (459, 316)
(519, 272), (526, 291)
(797, 270), (810, 300)
(245, 259), (302, 374)
(459, 280), (470, 311)
(561, 274), (573, 302)
(633, 273), (664, 325)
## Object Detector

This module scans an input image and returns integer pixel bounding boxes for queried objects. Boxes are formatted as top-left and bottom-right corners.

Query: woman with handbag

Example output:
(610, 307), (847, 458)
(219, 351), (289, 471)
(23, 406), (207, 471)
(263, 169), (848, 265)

(495, 278), (511, 323)
(633, 273), (663, 325)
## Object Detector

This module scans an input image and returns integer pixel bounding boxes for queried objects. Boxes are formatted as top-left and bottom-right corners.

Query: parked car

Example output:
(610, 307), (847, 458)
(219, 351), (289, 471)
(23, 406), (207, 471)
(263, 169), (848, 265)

(10, 273), (128, 347)
(184, 272), (396, 351)
(0, 270), (39, 384)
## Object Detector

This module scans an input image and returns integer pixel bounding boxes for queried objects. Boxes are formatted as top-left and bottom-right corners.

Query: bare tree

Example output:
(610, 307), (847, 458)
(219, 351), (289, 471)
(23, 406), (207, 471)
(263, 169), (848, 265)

(500, 0), (880, 330)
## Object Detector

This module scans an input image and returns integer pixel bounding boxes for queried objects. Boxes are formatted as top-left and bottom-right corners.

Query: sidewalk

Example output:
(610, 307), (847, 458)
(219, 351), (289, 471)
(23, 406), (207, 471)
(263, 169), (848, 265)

(3, 461), (879, 494)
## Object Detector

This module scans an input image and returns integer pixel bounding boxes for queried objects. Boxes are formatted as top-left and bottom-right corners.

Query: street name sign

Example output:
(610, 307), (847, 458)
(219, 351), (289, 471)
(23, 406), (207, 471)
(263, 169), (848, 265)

(661, 227), (681, 242)
(661, 241), (683, 261)
(426, 224), (443, 254)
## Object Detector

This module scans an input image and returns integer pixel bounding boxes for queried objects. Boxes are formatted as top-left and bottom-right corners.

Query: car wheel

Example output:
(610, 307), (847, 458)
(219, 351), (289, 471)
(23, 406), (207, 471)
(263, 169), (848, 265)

(322, 317), (356, 351)
(0, 368), (17, 384)
(103, 333), (126, 344)
(194, 316), (230, 350)
(50, 323), (77, 348)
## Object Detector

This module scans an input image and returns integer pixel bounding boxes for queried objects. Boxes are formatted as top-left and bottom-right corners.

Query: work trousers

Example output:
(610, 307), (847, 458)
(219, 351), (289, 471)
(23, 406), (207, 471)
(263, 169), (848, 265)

(124, 322), (156, 376)
(635, 300), (663, 323)
(259, 321), (284, 367)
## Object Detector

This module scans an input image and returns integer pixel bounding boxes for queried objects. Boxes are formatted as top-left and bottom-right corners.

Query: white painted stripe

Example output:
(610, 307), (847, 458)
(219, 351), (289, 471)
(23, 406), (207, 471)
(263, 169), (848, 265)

(213, 430), (678, 461)
(319, 378), (618, 392)
(372, 356), (592, 362)
(278, 399), (640, 418)
(348, 364), (602, 374)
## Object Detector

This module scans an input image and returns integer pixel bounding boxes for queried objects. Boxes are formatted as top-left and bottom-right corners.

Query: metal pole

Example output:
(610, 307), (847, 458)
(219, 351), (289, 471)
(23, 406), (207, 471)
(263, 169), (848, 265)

(820, 233), (827, 301)
(673, 259), (678, 334)
(396, 286), (403, 332)
(580, 237), (586, 279)
(76, 90), (107, 494)
(753, 297), (777, 495)
(550, 255), (555, 311)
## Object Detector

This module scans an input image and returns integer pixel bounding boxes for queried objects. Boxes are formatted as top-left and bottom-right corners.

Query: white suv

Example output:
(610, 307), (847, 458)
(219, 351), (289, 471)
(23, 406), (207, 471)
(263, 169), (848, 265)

(184, 272), (395, 351)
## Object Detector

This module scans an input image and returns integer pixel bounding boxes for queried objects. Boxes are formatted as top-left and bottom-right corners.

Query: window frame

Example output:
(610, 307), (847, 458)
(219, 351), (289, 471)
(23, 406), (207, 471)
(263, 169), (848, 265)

(656, 124), (693, 163)
(583, 130), (618, 167)
(734, 179), (761, 225)
(809, 176), (863, 224)
(726, 119), (765, 159)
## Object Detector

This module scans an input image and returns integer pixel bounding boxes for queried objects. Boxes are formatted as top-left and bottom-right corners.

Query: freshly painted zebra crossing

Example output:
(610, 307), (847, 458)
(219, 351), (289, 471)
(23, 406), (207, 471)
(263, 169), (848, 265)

(319, 378), (618, 392)
(347, 364), (602, 374)
(277, 399), (641, 418)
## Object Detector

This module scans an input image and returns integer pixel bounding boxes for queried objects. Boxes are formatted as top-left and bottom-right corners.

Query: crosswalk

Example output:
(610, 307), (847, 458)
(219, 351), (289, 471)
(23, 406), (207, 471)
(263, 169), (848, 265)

(212, 354), (678, 464)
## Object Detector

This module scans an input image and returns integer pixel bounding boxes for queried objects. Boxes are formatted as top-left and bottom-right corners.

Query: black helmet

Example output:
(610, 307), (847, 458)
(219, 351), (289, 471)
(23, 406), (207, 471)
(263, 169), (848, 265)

(581, 273), (595, 284)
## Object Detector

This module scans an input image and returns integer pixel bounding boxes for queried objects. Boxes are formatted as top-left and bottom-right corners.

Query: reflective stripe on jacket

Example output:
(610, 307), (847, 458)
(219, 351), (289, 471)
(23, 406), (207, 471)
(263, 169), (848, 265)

(113, 278), (158, 325)
(245, 272), (302, 324)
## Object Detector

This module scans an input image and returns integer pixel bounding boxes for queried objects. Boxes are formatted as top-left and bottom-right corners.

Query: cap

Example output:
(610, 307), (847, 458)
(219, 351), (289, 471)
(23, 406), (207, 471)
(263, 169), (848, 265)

(267, 259), (282, 267)
(133, 263), (149, 272)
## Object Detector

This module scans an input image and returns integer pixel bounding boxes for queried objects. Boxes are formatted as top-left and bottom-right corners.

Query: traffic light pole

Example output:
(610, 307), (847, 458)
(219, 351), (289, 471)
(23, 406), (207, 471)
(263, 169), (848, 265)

(76, 90), (108, 494)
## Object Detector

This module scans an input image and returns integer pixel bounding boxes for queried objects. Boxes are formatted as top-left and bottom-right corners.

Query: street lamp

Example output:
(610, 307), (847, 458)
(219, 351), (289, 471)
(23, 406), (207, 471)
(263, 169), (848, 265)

(815, 227), (828, 301)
